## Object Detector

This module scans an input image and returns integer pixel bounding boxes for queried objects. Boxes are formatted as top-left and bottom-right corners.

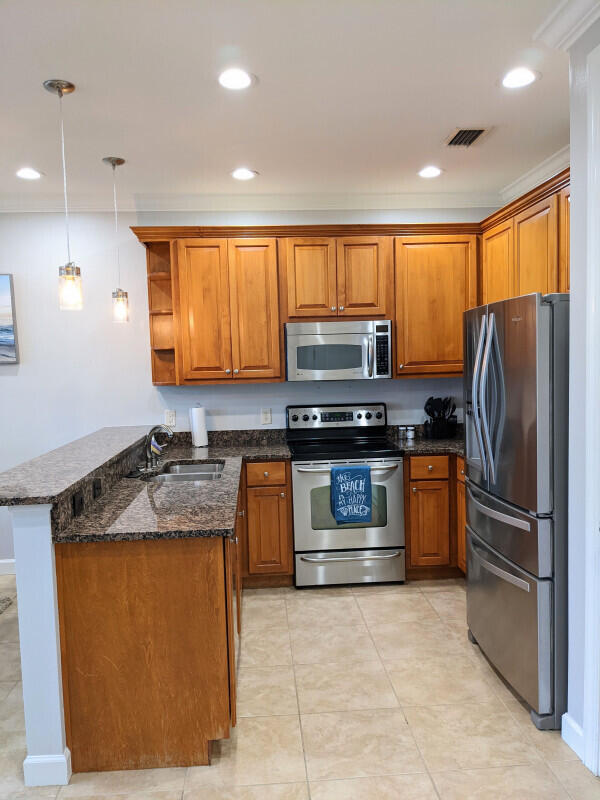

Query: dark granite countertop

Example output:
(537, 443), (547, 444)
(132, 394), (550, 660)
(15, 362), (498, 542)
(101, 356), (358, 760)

(0, 427), (150, 506)
(400, 437), (465, 457)
(54, 442), (291, 544)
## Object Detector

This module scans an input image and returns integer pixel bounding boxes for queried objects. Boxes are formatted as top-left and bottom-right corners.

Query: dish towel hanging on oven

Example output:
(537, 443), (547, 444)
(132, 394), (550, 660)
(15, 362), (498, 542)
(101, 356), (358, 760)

(330, 465), (372, 524)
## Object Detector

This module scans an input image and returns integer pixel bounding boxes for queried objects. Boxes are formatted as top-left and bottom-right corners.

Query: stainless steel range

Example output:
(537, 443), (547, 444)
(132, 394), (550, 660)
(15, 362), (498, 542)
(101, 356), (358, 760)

(287, 403), (405, 587)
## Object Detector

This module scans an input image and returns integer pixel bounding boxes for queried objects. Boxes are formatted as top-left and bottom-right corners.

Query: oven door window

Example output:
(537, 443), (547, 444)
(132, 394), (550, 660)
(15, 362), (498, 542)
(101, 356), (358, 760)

(297, 343), (363, 371)
(309, 484), (388, 529)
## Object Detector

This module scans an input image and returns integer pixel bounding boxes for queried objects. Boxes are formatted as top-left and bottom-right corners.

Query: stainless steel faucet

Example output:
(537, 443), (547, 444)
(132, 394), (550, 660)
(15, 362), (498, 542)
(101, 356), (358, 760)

(145, 425), (174, 469)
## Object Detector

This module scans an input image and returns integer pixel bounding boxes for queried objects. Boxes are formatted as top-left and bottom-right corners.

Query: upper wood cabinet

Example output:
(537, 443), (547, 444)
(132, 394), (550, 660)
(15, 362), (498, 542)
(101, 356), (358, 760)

(513, 195), (559, 296)
(176, 238), (280, 383)
(559, 188), (570, 292)
(394, 235), (477, 376)
(482, 219), (514, 304)
(228, 239), (281, 380)
(285, 236), (391, 318)
(177, 239), (232, 381)
(285, 238), (337, 316)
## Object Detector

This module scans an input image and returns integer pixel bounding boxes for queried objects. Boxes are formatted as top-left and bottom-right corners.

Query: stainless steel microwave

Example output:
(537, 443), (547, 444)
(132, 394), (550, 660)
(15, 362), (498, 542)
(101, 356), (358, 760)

(285, 320), (392, 381)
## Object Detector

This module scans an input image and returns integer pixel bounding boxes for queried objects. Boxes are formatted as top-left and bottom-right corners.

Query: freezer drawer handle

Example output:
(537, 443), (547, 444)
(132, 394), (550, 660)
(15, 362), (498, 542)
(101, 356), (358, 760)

(467, 487), (530, 532)
(300, 551), (403, 564)
(471, 540), (530, 592)
(296, 464), (399, 474)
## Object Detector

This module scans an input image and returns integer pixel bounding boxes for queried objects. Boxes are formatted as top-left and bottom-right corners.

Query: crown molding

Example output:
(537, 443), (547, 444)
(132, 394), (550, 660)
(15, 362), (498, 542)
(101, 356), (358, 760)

(0, 190), (501, 214)
(481, 167), (570, 231)
(499, 146), (570, 204)
(534, 0), (600, 50)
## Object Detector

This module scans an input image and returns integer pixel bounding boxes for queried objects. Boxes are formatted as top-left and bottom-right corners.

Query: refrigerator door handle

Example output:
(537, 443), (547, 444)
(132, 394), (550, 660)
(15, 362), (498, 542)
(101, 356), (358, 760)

(467, 486), (530, 531)
(470, 534), (530, 592)
(479, 312), (496, 483)
(472, 314), (488, 478)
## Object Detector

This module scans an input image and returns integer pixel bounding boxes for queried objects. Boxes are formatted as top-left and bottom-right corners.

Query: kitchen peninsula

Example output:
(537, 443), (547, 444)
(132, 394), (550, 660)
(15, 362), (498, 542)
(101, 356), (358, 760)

(0, 425), (463, 786)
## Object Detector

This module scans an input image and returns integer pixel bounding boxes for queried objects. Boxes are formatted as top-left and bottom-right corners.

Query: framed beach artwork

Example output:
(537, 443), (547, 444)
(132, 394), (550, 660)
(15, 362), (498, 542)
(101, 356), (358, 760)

(0, 274), (18, 364)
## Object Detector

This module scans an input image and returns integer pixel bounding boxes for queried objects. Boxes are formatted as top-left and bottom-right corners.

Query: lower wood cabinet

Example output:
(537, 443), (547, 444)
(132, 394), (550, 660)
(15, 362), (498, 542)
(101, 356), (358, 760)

(243, 461), (293, 579)
(409, 479), (450, 567)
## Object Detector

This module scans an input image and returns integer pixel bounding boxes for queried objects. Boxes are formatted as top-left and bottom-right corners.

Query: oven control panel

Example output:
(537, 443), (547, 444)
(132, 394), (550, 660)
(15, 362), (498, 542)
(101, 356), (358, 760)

(286, 404), (387, 429)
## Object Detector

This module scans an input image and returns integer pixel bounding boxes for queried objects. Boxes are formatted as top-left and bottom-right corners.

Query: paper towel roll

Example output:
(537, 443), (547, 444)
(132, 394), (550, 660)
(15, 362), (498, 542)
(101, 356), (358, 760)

(189, 406), (208, 447)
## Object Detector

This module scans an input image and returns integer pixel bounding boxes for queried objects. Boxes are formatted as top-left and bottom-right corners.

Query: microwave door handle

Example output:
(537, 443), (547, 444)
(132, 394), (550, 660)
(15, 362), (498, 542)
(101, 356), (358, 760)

(472, 314), (488, 478)
(479, 312), (496, 483)
(368, 335), (374, 378)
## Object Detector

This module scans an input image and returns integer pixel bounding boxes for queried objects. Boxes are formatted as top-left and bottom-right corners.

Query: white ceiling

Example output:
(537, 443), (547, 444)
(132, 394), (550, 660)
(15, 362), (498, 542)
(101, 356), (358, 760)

(0, 0), (569, 212)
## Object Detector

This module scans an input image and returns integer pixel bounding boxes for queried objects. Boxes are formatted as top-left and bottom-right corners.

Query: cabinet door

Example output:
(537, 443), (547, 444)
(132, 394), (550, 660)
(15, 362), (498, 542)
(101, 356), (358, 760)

(247, 486), (291, 574)
(409, 480), (450, 567)
(456, 479), (466, 573)
(559, 188), (570, 292)
(513, 195), (559, 296)
(482, 219), (514, 304)
(336, 237), (390, 317)
(285, 238), (337, 317)
(395, 235), (477, 376)
(228, 239), (281, 379)
(176, 239), (232, 380)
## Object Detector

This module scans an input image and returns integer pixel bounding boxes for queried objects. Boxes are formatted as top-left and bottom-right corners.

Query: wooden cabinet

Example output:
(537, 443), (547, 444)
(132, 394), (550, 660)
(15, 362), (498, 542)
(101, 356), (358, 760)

(394, 235), (477, 376)
(245, 461), (293, 576)
(456, 456), (466, 574)
(408, 479), (450, 567)
(228, 239), (281, 379)
(482, 219), (514, 304)
(513, 195), (559, 296)
(285, 236), (390, 318)
(410, 455), (449, 480)
(559, 188), (570, 292)
(177, 239), (232, 381)
(176, 238), (280, 382)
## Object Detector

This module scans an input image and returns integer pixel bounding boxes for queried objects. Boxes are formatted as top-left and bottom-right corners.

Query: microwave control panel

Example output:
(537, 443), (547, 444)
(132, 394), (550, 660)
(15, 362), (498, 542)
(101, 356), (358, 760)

(375, 321), (391, 377)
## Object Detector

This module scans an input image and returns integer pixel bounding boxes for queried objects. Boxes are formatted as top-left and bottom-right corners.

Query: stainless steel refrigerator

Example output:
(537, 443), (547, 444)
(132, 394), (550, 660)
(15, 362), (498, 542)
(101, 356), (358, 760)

(463, 292), (568, 730)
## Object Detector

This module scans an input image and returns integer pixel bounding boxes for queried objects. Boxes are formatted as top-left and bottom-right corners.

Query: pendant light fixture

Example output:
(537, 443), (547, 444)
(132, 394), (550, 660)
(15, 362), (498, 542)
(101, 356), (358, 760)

(43, 79), (82, 311)
(103, 156), (128, 323)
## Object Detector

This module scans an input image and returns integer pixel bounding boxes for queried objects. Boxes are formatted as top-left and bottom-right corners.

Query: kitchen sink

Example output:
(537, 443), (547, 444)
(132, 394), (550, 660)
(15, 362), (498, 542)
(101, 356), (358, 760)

(147, 461), (224, 483)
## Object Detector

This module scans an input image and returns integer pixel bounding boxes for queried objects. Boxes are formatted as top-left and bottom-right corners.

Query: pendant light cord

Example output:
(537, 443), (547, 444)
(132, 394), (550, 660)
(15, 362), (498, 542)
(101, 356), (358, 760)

(112, 165), (121, 287)
(58, 91), (71, 264)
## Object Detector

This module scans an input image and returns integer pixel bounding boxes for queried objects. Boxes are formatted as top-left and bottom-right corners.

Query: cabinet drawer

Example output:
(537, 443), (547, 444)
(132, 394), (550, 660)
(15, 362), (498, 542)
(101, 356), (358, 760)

(410, 456), (449, 480)
(246, 461), (286, 486)
(457, 456), (465, 484)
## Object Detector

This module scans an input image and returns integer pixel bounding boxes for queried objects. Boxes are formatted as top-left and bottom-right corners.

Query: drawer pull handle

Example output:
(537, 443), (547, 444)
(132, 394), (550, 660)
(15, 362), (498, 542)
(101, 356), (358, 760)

(301, 551), (402, 564)
(280, 492), (285, 498)
(264, 471), (269, 477)
(428, 465), (433, 471)
(412, 487), (417, 493)
(398, 364), (404, 369)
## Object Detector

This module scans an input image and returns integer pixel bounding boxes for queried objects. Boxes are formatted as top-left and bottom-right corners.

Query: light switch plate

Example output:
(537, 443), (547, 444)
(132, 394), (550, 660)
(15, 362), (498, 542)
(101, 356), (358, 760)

(164, 409), (176, 427)
(261, 408), (272, 425)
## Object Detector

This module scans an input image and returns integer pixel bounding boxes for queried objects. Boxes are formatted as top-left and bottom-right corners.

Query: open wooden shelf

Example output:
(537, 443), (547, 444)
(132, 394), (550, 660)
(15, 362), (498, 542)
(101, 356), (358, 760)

(146, 241), (176, 384)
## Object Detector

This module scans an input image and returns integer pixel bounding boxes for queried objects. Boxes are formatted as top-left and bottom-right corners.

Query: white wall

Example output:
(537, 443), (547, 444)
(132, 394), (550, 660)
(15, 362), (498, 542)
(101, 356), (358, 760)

(0, 207), (488, 561)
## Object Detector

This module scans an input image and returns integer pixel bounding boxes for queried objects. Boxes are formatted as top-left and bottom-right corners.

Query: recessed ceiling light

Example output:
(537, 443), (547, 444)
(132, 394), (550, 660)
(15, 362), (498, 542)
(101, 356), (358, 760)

(232, 167), (258, 181)
(418, 165), (442, 179)
(218, 68), (253, 90)
(502, 67), (538, 89)
(16, 166), (42, 180)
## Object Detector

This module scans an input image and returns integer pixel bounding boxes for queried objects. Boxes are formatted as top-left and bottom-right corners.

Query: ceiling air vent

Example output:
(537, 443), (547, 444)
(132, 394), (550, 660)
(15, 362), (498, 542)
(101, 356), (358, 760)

(446, 128), (488, 147)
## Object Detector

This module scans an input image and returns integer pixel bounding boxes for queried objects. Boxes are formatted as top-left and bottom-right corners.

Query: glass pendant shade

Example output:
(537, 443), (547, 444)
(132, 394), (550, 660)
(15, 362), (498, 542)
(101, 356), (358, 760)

(58, 263), (83, 311)
(112, 288), (129, 323)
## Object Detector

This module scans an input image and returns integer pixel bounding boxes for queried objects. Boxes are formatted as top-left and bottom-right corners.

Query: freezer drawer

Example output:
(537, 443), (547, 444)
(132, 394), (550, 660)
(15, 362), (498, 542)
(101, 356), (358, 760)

(295, 548), (405, 587)
(467, 528), (552, 715)
(466, 482), (552, 577)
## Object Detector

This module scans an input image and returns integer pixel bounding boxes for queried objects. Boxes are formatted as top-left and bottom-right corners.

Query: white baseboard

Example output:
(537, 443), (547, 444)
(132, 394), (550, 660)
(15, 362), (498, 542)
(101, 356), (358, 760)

(0, 558), (15, 575)
(23, 749), (72, 786)
(562, 713), (585, 760)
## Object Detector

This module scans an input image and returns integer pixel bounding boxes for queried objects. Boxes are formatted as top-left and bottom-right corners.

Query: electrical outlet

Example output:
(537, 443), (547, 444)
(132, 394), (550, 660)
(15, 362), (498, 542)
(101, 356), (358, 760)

(261, 408), (272, 425)
(164, 409), (176, 428)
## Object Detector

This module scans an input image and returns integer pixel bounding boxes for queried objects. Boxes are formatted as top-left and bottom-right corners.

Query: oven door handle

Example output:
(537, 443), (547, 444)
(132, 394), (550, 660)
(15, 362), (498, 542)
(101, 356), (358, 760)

(295, 464), (399, 474)
(300, 551), (403, 564)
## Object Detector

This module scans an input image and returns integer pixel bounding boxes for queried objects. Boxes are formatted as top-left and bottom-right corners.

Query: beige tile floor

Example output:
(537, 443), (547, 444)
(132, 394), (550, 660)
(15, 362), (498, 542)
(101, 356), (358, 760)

(1, 573), (600, 798)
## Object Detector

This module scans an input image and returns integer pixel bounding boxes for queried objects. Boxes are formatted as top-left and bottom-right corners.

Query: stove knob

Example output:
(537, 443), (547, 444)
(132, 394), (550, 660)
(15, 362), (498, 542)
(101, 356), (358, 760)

(376, 412), (383, 419)
(356, 413), (362, 419)
(365, 412), (372, 420)
(312, 414), (318, 420)
(291, 414), (299, 422)
(302, 414), (309, 422)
